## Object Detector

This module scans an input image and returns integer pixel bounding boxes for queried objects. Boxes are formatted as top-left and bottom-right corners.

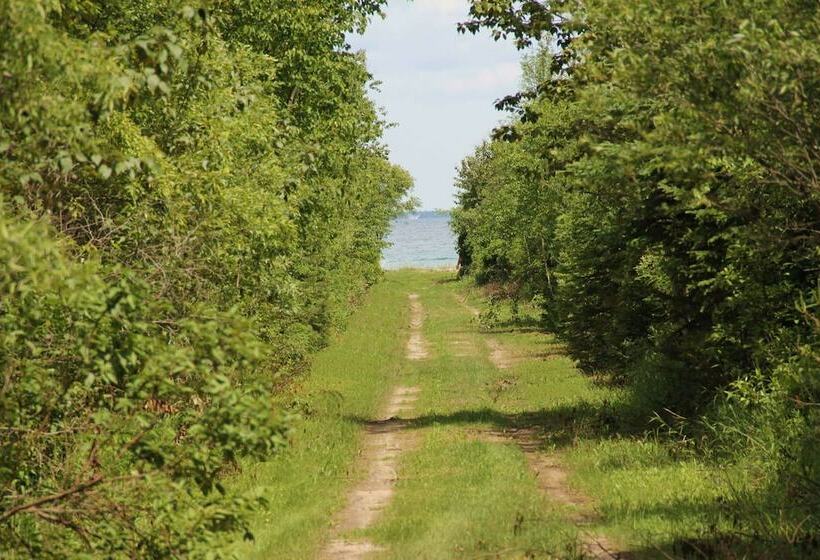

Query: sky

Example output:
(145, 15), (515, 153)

(349, 0), (525, 211)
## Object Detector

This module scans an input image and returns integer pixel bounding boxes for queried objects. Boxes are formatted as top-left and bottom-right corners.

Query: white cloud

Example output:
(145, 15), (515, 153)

(414, 0), (467, 17)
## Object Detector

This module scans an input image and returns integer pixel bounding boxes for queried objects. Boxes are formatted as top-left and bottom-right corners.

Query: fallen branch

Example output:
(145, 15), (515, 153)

(0, 475), (103, 523)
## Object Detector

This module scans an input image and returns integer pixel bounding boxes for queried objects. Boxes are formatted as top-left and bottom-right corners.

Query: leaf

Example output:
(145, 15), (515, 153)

(59, 156), (73, 172)
(19, 172), (43, 185)
(146, 74), (160, 93)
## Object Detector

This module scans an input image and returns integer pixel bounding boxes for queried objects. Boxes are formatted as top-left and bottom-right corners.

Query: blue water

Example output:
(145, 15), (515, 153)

(382, 211), (458, 270)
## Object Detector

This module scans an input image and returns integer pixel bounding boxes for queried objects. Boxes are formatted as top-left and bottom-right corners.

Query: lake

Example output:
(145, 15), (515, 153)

(382, 211), (458, 270)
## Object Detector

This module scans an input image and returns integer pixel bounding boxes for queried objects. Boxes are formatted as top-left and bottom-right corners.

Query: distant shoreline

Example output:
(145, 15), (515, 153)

(396, 209), (451, 217)
(381, 265), (457, 272)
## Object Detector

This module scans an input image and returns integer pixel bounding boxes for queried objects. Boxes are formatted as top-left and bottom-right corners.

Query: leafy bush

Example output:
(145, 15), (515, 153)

(1, 0), (410, 557)
(456, 0), (819, 547)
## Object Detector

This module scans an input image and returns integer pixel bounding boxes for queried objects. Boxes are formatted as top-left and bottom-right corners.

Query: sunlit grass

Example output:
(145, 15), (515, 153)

(229, 273), (415, 559)
(230, 270), (774, 559)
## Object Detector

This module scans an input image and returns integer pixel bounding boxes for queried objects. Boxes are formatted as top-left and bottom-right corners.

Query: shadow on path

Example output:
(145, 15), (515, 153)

(348, 400), (632, 451)
(344, 402), (804, 560)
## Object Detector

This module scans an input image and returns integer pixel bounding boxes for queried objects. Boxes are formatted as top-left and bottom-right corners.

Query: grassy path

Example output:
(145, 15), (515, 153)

(231, 270), (740, 559)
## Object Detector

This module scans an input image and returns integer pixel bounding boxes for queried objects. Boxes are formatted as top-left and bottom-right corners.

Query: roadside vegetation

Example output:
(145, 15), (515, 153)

(3, 0), (818, 559)
(228, 270), (811, 559)
(228, 273), (413, 559)
(453, 0), (819, 556)
(0, 1), (409, 557)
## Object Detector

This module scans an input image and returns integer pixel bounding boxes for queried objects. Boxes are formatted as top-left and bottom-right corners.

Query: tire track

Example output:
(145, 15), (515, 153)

(321, 294), (428, 559)
(319, 387), (420, 559)
(457, 293), (626, 558)
(482, 428), (627, 559)
(406, 293), (429, 360)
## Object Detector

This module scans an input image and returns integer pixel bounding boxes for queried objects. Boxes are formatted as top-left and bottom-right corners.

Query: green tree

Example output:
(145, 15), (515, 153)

(0, 0), (410, 556)
(456, 0), (819, 547)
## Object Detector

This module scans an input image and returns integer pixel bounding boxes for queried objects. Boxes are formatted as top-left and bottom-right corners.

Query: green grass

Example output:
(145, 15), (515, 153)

(363, 272), (579, 559)
(370, 428), (572, 559)
(229, 270), (774, 559)
(228, 272), (416, 559)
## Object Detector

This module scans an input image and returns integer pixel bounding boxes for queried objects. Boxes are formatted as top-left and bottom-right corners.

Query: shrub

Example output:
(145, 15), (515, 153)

(456, 0), (819, 544)
(1, 0), (410, 556)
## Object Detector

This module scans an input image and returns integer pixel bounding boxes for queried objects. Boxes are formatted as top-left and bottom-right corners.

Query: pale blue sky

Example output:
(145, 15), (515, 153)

(349, 0), (524, 210)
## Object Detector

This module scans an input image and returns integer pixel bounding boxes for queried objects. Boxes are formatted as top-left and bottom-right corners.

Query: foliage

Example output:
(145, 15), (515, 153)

(456, 0), (819, 549)
(0, 0), (410, 557)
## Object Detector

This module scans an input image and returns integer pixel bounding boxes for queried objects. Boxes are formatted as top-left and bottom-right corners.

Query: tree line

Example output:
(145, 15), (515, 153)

(0, 1), (409, 557)
(454, 0), (818, 551)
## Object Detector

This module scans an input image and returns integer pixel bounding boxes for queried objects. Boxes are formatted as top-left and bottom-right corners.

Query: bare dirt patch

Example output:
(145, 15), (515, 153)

(485, 337), (520, 370)
(450, 332), (479, 357)
(485, 337), (568, 369)
(481, 427), (627, 559)
(406, 294), (429, 360)
(455, 294), (524, 370)
(321, 539), (383, 559)
(319, 386), (421, 560)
